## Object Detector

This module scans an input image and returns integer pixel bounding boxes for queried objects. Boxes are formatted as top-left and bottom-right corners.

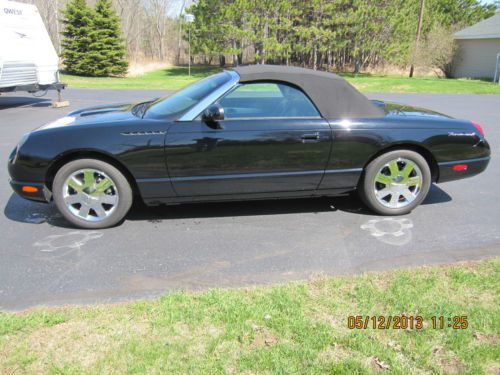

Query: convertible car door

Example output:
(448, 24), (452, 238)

(164, 82), (332, 197)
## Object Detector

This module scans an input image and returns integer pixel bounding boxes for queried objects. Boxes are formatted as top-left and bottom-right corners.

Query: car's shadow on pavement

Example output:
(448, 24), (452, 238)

(0, 96), (52, 110)
(3, 194), (71, 227)
(4, 185), (452, 227)
(4, 185), (452, 228)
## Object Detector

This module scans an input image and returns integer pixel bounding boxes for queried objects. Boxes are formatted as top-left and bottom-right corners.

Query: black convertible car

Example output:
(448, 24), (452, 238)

(8, 65), (490, 229)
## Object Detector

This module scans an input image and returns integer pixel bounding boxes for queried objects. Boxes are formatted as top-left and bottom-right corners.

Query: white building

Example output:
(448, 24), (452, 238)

(453, 12), (500, 79)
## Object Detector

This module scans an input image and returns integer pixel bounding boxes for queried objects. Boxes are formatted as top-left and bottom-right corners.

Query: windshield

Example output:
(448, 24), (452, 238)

(144, 72), (231, 119)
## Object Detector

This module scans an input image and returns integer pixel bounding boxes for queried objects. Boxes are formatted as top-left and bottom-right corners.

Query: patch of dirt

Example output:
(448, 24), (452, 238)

(391, 85), (413, 92)
(166, 321), (223, 357)
(28, 321), (122, 371)
(317, 344), (352, 363)
(432, 347), (467, 374)
(2, 316), (150, 373)
(309, 311), (346, 331)
(0, 344), (15, 373)
(473, 332), (499, 345)
(250, 325), (277, 349)
(127, 61), (171, 76)
(371, 275), (394, 291)
(352, 83), (369, 90)
(216, 340), (243, 374)
(386, 340), (402, 351)
(308, 276), (329, 298)
(486, 364), (500, 375)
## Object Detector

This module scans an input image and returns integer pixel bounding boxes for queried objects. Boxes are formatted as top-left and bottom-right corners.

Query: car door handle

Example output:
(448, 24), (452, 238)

(301, 132), (321, 143)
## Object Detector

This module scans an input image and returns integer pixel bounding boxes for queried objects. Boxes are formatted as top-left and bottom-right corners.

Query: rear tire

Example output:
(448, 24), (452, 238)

(53, 158), (133, 229)
(359, 150), (431, 215)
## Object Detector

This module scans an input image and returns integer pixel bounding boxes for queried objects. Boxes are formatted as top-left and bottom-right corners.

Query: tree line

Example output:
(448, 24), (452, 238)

(17, 0), (182, 64)
(186, 0), (496, 73)
(16, 0), (497, 76)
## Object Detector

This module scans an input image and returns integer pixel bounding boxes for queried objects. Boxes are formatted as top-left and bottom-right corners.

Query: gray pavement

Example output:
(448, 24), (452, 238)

(1, 88), (499, 310)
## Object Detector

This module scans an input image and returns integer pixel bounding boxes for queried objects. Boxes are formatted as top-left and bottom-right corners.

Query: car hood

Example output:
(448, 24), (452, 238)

(371, 100), (452, 119)
(69, 102), (133, 118)
(36, 101), (155, 131)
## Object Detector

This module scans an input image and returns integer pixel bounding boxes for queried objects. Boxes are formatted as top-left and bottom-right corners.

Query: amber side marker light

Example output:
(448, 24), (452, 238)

(452, 164), (468, 172)
(22, 186), (39, 193)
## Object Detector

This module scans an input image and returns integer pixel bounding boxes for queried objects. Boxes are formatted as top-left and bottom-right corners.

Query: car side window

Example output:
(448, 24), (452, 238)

(218, 82), (320, 119)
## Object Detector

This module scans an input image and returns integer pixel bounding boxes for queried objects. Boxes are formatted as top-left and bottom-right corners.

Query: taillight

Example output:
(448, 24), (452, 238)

(452, 164), (468, 171)
(471, 121), (485, 137)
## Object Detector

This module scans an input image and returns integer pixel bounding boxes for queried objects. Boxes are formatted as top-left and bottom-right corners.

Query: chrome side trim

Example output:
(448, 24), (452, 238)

(177, 70), (240, 122)
(218, 116), (322, 120)
(324, 168), (363, 174)
(438, 156), (490, 166)
(137, 168), (363, 184)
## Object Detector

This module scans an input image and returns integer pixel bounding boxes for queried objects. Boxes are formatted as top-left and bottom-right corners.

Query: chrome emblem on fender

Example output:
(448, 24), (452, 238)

(121, 130), (166, 136)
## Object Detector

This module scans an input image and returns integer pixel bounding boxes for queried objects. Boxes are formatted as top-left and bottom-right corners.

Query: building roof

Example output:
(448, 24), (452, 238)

(454, 12), (500, 40)
(232, 65), (383, 119)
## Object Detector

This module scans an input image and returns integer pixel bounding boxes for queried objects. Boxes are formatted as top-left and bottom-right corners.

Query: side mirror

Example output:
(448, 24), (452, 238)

(202, 103), (224, 128)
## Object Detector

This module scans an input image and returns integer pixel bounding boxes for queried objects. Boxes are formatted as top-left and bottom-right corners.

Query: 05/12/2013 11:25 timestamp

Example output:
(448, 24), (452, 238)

(347, 315), (469, 330)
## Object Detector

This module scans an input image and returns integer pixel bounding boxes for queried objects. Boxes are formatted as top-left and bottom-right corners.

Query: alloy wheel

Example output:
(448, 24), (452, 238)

(62, 169), (119, 222)
(373, 158), (423, 209)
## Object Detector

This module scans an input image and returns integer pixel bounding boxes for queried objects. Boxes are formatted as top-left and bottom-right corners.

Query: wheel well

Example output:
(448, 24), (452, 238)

(364, 144), (439, 182)
(45, 151), (140, 196)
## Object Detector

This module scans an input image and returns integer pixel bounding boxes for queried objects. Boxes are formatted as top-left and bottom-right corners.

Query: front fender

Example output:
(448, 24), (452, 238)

(9, 122), (169, 186)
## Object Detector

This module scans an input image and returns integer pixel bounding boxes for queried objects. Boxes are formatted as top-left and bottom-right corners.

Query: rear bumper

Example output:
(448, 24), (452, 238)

(437, 156), (490, 183)
(9, 180), (51, 203)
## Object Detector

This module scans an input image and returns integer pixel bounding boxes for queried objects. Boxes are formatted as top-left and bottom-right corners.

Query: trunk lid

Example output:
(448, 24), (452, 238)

(371, 100), (452, 119)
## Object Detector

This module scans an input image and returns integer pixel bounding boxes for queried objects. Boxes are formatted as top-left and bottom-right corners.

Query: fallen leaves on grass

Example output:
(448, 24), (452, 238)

(373, 357), (390, 370)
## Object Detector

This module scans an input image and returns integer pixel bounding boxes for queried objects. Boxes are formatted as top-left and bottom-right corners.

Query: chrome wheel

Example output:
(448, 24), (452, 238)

(373, 158), (423, 209)
(62, 169), (119, 222)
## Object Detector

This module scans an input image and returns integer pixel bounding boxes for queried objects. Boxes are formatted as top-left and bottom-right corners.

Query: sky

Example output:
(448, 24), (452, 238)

(168, 0), (196, 18)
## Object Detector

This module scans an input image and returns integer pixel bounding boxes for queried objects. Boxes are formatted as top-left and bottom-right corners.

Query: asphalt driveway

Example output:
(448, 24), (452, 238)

(1, 89), (499, 310)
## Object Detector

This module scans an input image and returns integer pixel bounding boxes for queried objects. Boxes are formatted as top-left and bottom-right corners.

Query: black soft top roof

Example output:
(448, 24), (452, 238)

(232, 65), (383, 119)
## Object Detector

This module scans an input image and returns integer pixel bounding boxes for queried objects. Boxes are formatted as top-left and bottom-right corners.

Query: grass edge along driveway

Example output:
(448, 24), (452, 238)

(61, 65), (500, 94)
(1, 258), (499, 374)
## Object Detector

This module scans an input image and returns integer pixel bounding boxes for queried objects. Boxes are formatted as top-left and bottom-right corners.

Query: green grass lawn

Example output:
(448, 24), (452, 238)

(61, 65), (500, 94)
(1, 259), (498, 374)
(345, 73), (500, 94)
(61, 66), (221, 91)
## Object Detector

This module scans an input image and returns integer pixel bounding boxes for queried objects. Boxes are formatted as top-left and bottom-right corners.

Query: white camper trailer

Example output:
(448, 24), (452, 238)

(0, 0), (65, 94)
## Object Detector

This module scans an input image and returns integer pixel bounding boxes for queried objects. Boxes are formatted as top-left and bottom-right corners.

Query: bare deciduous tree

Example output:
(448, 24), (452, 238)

(16, 0), (184, 65)
(415, 24), (461, 77)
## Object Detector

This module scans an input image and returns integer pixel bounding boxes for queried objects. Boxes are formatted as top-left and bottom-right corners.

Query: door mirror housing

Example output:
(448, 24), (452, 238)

(202, 103), (224, 128)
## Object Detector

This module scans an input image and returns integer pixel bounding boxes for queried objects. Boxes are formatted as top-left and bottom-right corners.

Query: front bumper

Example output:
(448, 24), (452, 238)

(9, 180), (51, 203)
(8, 143), (52, 202)
(437, 156), (490, 183)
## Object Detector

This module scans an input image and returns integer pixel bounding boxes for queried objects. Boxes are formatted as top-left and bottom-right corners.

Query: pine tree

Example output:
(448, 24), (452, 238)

(61, 0), (95, 76)
(61, 0), (128, 76)
(88, 0), (128, 76)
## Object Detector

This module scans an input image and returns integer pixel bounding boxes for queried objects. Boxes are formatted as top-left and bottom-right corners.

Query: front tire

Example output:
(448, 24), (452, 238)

(359, 150), (431, 215)
(53, 158), (133, 229)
